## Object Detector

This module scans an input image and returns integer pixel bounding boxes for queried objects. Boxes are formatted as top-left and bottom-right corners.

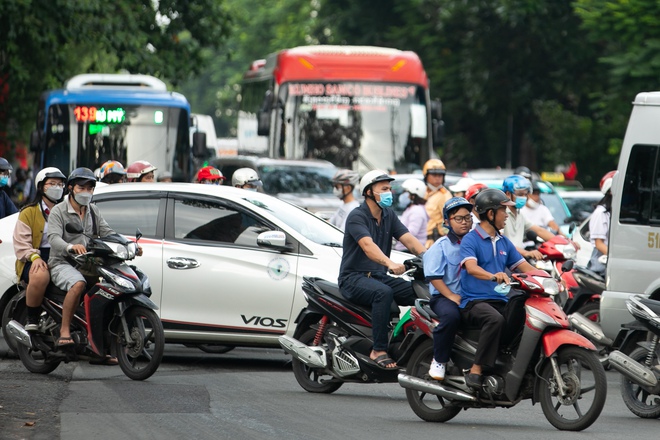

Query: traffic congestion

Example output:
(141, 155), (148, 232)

(3, 6), (660, 434)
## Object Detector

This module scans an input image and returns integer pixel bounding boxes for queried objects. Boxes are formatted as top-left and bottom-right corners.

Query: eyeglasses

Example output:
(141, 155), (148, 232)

(44, 182), (65, 188)
(450, 215), (473, 224)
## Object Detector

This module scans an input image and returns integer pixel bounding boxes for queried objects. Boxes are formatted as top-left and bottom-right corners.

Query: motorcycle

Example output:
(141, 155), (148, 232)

(278, 258), (427, 393)
(606, 295), (660, 418)
(398, 269), (607, 431)
(5, 224), (164, 381)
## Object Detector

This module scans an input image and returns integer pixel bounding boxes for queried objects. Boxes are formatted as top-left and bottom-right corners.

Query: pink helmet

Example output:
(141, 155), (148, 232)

(126, 161), (157, 182)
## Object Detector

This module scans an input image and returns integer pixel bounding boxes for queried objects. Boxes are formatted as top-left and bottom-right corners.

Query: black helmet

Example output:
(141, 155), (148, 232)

(0, 157), (13, 172)
(474, 188), (515, 215)
(514, 166), (532, 180)
(68, 167), (97, 187)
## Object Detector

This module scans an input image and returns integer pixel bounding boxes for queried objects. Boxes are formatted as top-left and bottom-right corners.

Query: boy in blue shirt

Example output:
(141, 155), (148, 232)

(459, 189), (535, 389)
(424, 197), (474, 380)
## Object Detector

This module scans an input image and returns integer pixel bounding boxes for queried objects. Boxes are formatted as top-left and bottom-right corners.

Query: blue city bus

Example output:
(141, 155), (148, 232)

(30, 74), (206, 181)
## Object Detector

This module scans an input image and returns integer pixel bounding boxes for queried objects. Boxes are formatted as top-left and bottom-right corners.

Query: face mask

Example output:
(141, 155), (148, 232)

(427, 183), (440, 192)
(515, 196), (527, 210)
(245, 187), (258, 192)
(0, 176), (8, 187)
(332, 187), (344, 199)
(377, 191), (393, 208)
(526, 198), (539, 209)
(74, 192), (93, 206)
(44, 186), (63, 202)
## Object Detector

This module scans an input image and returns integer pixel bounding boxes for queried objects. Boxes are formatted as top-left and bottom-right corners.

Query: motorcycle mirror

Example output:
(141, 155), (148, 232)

(65, 223), (84, 234)
(135, 228), (143, 241)
(561, 260), (574, 273)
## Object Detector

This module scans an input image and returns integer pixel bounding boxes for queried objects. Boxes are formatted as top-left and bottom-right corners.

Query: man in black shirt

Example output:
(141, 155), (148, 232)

(339, 170), (426, 369)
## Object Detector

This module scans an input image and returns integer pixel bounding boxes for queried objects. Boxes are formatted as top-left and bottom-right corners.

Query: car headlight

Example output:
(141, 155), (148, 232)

(555, 243), (577, 260)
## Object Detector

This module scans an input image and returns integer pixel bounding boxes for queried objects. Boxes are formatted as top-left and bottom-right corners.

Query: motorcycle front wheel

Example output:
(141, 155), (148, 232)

(538, 346), (607, 431)
(620, 346), (660, 418)
(403, 339), (461, 423)
(291, 327), (343, 394)
(113, 306), (164, 381)
(16, 307), (61, 374)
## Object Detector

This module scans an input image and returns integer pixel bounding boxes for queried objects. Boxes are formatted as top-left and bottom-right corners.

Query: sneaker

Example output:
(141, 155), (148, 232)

(465, 372), (483, 389)
(429, 359), (446, 380)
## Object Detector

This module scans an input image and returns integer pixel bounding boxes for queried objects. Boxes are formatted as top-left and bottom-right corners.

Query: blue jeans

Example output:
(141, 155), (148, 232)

(429, 295), (461, 363)
(339, 272), (416, 351)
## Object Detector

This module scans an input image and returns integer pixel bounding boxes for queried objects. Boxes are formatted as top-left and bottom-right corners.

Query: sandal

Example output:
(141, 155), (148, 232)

(372, 354), (398, 369)
(55, 336), (74, 348)
(89, 355), (119, 366)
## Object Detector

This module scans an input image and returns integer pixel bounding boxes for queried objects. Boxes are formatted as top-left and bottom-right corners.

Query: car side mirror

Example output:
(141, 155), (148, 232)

(192, 132), (207, 157)
(257, 90), (273, 136)
(257, 230), (293, 252)
(30, 130), (41, 152)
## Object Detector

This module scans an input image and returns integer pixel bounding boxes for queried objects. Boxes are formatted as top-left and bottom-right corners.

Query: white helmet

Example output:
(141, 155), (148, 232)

(448, 177), (476, 194)
(401, 178), (427, 199)
(332, 169), (360, 187)
(232, 167), (262, 187)
(35, 167), (66, 188)
(360, 169), (394, 196)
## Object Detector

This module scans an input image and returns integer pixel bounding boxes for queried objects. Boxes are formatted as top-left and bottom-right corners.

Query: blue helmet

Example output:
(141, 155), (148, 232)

(443, 197), (473, 220)
(502, 175), (531, 194)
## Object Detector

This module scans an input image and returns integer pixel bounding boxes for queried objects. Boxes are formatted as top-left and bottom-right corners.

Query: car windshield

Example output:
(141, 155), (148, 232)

(242, 193), (344, 246)
(258, 164), (335, 195)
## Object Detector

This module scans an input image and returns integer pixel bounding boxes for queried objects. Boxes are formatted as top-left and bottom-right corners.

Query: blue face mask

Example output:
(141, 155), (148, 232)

(0, 176), (8, 187)
(515, 196), (527, 210)
(377, 191), (393, 208)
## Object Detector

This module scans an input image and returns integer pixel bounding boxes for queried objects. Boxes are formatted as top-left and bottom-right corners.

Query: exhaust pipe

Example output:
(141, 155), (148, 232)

(5, 320), (32, 349)
(398, 373), (477, 402)
(568, 312), (613, 346)
(278, 335), (327, 368)
(608, 350), (658, 388)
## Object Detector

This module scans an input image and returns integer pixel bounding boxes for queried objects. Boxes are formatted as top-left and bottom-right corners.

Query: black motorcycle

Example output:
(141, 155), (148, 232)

(278, 259), (428, 393)
(607, 295), (660, 418)
(6, 224), (164, 381)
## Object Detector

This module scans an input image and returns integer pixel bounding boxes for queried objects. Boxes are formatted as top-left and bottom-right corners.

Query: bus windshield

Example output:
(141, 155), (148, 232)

(42, 103), (189, 177)
(280, 82), (428, 173)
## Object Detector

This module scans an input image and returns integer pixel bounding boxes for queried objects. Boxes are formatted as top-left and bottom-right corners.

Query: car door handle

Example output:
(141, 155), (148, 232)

(166, 257), (200, 270)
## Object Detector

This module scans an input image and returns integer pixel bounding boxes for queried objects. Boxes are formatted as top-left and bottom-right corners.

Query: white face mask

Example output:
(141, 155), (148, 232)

(44, 186), (63, 202)
(427, 183), (441, 192)
(333, 187), (344, 199)
(526, 198), (539, 209)
(74, 192), (93, 206)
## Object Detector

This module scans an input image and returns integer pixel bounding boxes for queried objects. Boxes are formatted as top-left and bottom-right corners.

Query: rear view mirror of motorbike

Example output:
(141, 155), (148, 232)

(561, 260), (574, 272)
(65, 223), (84, 234)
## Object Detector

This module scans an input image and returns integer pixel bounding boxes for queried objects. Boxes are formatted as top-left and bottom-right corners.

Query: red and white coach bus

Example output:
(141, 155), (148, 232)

(238, 45), (442, 173)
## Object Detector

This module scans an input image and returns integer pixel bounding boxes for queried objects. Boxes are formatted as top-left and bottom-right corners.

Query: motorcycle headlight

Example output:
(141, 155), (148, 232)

(535, 260), (553, 271)
(98, 267), (136, 292)
(106, 242), (137, 260)
(533, 275), (560, 296)
(555, 243), (577, 260)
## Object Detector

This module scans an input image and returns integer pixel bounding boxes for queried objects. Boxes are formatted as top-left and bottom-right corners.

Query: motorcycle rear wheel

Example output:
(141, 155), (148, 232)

(538, 346), (607, 431)
(114, 306), (164, 381)
(576, 301), (600, 322)
(403, 339), (461, 422)
(15, 308), (61, 374)
(291, 327), (343, 394)
(620, 346), (660, 418)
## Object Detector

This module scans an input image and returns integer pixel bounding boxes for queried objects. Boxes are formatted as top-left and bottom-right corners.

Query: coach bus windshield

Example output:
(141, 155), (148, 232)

(280, 82), (429, 173)
(42, 103), (189, 177)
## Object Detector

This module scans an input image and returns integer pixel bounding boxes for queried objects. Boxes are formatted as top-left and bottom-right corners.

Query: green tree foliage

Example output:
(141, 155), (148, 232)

(0, 0), (231, 146)
(179, 0), (321, 137)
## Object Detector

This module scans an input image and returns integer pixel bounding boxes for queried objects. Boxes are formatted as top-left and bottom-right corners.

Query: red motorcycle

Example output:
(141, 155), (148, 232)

(398, 269), (607, 431)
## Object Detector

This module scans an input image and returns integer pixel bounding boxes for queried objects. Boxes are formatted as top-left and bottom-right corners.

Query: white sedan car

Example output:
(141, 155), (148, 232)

(0, 183), (410, 353)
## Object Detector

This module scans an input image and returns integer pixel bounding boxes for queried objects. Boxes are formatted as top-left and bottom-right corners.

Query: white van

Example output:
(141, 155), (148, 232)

(600, 91), (660, 339)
